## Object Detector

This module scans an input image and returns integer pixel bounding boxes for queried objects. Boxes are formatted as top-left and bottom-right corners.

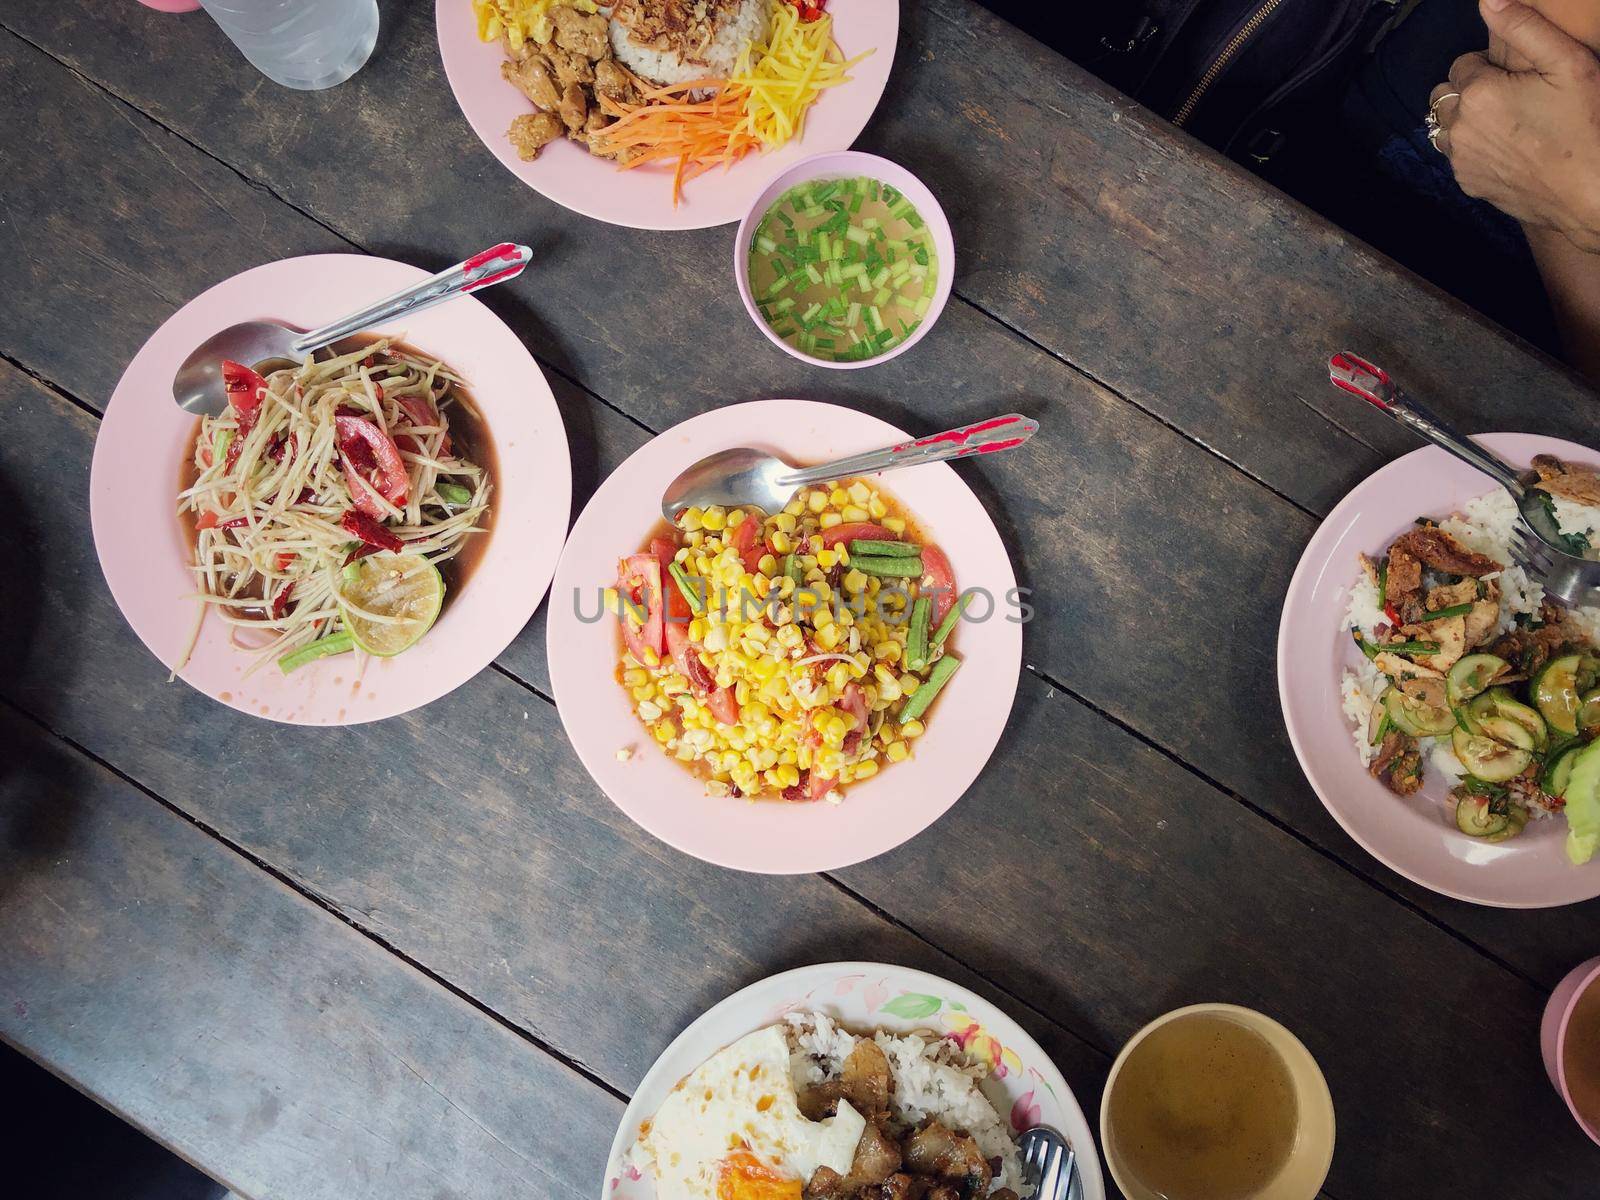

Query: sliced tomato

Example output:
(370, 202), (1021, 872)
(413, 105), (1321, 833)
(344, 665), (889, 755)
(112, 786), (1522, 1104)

(730, 514), (766, 573)
(707, 687), (740, 726)
(194, 511), (220, 531)
(839, 683), (869, 755)
(617, 553), (665, 664)
(274, 552), (296, 571)
(919, 544), (957, 626)
(820, 522), (897, 549)
(334, 415), (409, 505)
(341, 457), (390, 518)
(220, 360), (267, 420)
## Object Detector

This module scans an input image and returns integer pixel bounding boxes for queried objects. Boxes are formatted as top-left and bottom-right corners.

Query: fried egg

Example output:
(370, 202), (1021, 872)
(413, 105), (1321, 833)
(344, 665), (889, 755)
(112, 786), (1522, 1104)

(633, 1025), (865, 1200)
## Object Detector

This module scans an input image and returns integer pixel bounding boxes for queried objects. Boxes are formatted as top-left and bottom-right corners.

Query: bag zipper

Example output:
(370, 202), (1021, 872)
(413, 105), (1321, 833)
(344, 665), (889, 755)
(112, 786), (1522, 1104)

(1172, 0), (1286, 127)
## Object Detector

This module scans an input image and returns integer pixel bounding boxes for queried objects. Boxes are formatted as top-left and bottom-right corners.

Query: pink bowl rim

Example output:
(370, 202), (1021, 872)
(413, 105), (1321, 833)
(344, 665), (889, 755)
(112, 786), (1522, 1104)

(1277, 432), (1600, 908)
(1551, 958), (1600, 1145)
(732, 150), (955, 371)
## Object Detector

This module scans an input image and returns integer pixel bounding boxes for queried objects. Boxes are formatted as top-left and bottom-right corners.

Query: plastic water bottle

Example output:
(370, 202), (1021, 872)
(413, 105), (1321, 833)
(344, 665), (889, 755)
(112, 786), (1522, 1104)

(197, 0), (379, 91)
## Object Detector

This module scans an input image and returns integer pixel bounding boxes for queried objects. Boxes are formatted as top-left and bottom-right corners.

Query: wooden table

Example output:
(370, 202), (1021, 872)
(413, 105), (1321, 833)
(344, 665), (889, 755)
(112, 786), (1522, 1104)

(2, 1), (1597, 1196)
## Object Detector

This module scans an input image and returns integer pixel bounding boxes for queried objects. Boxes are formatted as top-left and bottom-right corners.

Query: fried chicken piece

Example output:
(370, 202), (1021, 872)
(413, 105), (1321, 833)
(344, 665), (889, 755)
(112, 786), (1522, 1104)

(507, 111), (565, 160)
(544, 41), (595, 87)
(551, 6), (611, 60)
(558, 80), (590, 132)
(1533, 454), (1600, 508)
(501, 53), (562, 110)
(594, 57), (640, 104)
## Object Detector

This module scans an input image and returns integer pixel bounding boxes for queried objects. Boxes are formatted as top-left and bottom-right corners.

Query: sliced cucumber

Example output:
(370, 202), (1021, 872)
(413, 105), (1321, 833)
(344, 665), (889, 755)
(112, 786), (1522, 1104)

(1384, 686), (1456, 738)
(1534, 653), (1585, 737)
(1451, 727), (1533, 782)
(1469, 688), (1548, 751)
(1446, 653), (1509, 712)
(1580, 688), (1600, 734)
(1543, 742), (1585, 798)
(1563, 740), (1600, 865)
(1455, 795), (1509, 838)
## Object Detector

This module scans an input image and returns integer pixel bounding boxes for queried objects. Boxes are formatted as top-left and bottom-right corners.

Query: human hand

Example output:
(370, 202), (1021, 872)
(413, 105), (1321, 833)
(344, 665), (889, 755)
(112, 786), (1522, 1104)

(1430, 0), (1600, 252)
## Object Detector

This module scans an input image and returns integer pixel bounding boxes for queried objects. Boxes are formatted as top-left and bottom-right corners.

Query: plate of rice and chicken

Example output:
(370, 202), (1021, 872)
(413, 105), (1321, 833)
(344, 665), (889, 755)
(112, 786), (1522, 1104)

(1279, 434), (1600, 907)
(602, 962), (1102, 1200)
(436, 0), (898, 229)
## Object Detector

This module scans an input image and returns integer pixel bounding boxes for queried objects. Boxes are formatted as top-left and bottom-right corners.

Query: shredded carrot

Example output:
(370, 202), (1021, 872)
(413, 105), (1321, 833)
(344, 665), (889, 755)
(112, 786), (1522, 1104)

(589, 2), (867, 206)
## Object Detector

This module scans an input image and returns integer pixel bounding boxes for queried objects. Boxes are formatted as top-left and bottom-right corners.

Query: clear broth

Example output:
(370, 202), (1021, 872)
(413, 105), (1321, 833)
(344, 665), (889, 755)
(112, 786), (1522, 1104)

(1108, 1013), (1299, 1200)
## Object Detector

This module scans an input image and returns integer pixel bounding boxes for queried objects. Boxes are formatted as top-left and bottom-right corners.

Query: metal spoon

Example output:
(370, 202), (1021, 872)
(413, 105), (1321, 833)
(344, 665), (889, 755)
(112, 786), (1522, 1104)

(1019, 1126), (1079, 1200)
(172, 242), (532, 418)
(1328, 350), (1600, 607)
(661, 413), (1039, 522)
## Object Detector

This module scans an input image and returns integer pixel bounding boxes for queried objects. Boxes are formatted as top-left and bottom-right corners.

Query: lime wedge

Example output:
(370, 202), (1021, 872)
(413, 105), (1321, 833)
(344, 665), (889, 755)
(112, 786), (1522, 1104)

(337, 554), (444, 657)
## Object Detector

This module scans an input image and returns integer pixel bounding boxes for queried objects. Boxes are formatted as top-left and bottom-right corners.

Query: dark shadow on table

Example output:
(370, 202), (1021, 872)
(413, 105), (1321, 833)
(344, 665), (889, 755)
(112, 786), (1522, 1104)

(0, 462), (84, 906)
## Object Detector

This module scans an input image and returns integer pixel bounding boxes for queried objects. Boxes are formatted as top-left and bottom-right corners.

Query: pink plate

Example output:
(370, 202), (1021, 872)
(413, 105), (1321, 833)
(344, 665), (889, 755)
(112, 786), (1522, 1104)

(1278, 433), (1600, 908)
(91, 254), (571, 726)
(601, 961), (1105, 1200)
(546, 400), (1022, 873)
(434, 0), (900, 230)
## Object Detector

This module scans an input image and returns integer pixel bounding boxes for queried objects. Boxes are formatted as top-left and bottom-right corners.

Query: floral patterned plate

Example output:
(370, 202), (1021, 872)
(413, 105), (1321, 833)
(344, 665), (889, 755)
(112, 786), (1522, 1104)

(601, 961), (1103, 1200)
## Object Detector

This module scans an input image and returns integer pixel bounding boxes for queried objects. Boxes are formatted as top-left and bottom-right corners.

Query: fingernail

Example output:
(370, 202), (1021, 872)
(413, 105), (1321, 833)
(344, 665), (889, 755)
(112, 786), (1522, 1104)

(1483, 0), (1510, 11)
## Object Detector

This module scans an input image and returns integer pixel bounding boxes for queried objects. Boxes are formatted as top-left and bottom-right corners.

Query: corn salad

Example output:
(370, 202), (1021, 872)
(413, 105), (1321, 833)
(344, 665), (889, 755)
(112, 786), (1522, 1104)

(611, 478), (962, 801)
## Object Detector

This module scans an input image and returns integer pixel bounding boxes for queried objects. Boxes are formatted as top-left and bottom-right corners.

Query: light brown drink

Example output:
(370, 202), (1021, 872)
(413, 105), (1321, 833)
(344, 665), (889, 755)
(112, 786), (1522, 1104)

(1106, 1012), (1299, 1200)
(1564, 981), (1600, 1128)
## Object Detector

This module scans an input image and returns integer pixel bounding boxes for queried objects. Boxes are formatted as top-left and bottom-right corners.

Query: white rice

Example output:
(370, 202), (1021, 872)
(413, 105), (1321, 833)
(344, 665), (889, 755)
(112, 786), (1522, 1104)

(1339, 487), (1600, 775)
(785, 1011), (1031, 1197)
(609, 0), (770, 87)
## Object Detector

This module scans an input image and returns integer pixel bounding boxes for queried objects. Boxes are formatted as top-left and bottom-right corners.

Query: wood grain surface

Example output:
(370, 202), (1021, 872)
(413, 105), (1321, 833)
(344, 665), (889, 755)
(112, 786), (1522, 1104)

(1, 1), (1597, 1198)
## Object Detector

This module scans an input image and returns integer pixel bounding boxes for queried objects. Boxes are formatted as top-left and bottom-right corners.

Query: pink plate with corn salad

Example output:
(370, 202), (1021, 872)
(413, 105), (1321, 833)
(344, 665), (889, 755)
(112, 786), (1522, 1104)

(546, 399), (1023, 872)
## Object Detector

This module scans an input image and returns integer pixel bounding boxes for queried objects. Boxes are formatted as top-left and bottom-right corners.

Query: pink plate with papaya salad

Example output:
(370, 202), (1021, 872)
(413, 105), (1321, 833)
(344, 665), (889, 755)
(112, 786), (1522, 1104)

(90, 254), (571, 725)
(436, 0), (899, 230)
(546, 399), (1023, 872)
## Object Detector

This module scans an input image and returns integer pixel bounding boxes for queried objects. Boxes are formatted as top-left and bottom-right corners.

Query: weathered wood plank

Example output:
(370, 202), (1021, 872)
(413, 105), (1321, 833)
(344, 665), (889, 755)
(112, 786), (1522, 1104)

(4, 358), (1591, 1200)
(3, 23), (1597, 998)
(0, 706), (618, 1200)
(5, 0), (1592, 523)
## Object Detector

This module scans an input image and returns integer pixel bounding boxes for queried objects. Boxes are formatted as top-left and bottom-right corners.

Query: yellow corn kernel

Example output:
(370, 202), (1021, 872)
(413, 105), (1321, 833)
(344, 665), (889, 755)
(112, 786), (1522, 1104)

(818, 512), (842, 530)
(757, 553), (778, 576)
(867, 494), (888, 519)
(841, 505), (870, 523)
(631, 684), (653, 702)
(817, 548), (839, 569)
(848, 481), (871, 504)
(680, 507), (705, 532)
(772, 512), (797, 533)
(883, 517), (906, 534)
(812, 605), (835, 632)
(899, 673), (921, 694)
(769, 530), (793, 554)
(653, 721), (675, 744)
(603, 586), (621, 615)
(901, 718), (926, 738)
(807, 490), (827, 513)
(785, 498), (805, 517)
(623, 667), (648, 686)
(728, 508), (747, 529)
(689, 616), (709, 642)
(886, 740), (911, 763)
(829, 487), (849, 506)
(701, 506), (727, 532)
(853, 760), (880, 780)
(826, 662), (851, 691)
(874, 640), (902, 663)
(841, 568), (868, 594)
(814, 625), (840, 652)
(640, 647), (660, 667)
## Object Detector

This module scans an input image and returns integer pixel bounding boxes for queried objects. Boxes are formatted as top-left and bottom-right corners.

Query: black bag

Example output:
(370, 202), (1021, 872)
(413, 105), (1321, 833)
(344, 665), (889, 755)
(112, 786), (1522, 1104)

(982, 1), (1405, 170)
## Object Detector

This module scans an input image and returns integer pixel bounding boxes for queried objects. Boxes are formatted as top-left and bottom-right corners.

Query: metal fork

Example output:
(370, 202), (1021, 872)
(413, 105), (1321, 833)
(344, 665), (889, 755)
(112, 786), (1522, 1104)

(1328, 351), (1600, 608)
(1019, 1126), (1078, 1200)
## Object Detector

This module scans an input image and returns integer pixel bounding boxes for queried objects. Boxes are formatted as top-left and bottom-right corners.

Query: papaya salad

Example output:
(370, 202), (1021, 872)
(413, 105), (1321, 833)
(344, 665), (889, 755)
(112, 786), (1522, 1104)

(1340, 461), (1600, 864)
(176, 341), (493, 676)
(610, 479), (967, 801)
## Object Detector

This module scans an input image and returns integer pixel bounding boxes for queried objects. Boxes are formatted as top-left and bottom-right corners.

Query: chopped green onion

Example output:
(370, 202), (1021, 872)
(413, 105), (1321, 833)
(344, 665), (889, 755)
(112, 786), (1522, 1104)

(1422, 602), (1474, 621)
(668, 561), (705, 614)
